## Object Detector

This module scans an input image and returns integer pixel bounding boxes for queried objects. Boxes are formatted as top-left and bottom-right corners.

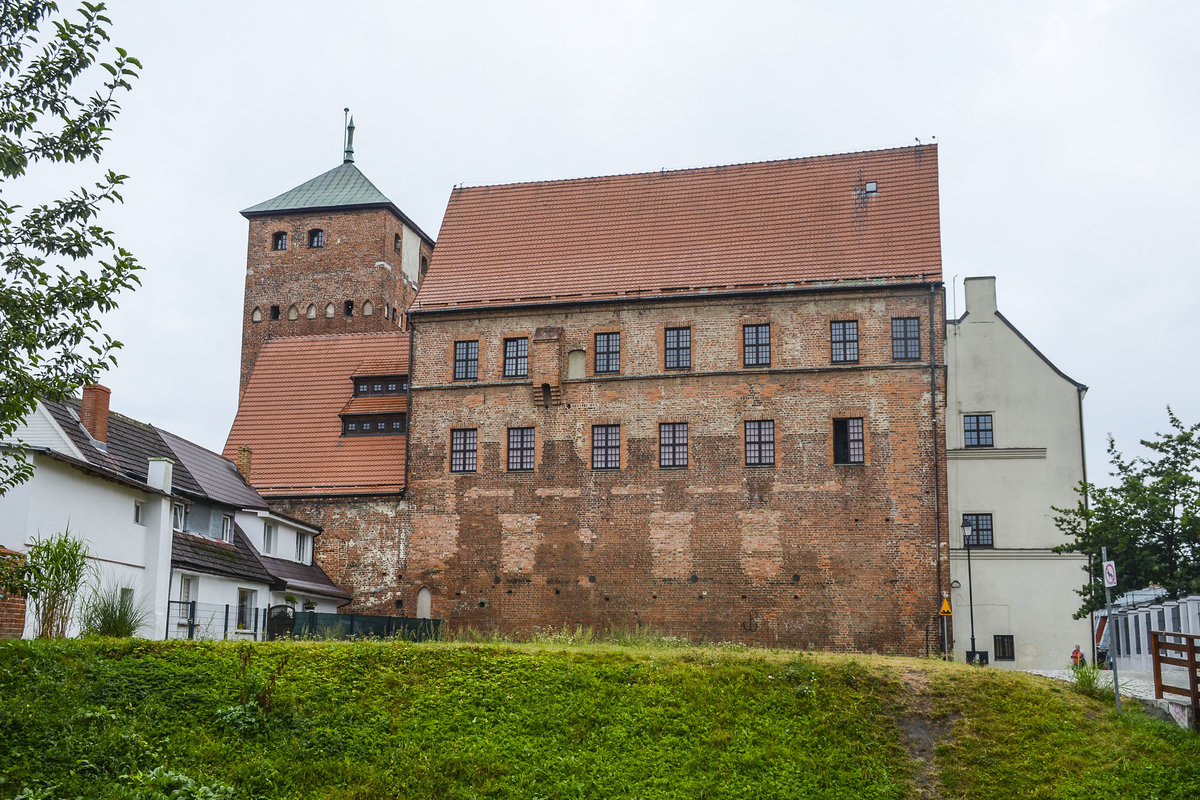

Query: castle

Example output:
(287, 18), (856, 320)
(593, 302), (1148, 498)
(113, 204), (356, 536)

(226, 140), (951, 652)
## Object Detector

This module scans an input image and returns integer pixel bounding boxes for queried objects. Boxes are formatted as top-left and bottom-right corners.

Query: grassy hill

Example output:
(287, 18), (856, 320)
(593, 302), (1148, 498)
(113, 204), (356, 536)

(0, 636), (1197, 799)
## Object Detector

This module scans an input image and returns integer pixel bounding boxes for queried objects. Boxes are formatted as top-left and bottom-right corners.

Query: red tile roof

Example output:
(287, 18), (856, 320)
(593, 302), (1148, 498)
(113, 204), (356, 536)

(416, 145), (941, 310)
(224, 333), (408, 496)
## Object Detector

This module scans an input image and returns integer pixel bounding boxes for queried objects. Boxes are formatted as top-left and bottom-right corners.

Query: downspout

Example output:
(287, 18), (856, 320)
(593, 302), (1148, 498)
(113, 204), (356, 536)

(1078, 385), (1094, 663)
(929, 282), (944, 639)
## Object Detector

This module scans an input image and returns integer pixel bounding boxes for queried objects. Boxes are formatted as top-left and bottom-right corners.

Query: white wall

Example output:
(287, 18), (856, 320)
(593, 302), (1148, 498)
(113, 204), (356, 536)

(946, 277), (1091, 669)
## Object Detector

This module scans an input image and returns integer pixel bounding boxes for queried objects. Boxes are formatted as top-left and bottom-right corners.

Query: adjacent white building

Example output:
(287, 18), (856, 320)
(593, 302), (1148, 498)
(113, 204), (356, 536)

(945, 277), (1091, 669)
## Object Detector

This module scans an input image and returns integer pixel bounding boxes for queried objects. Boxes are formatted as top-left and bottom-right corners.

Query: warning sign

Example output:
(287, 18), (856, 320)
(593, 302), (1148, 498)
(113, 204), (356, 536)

(1103, 560), (1118, 588)
(939, 598), (952, 616)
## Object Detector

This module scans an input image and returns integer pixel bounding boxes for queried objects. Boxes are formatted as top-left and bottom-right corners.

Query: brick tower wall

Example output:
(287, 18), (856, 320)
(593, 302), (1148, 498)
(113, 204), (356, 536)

(240, 207), (423, 394)
(402, 286), (949, 653)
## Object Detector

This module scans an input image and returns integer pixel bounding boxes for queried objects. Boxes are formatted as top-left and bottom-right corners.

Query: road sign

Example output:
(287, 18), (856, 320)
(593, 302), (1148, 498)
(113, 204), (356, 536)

(1103, 560), (1118, 588)
(939, 597), (952, 616)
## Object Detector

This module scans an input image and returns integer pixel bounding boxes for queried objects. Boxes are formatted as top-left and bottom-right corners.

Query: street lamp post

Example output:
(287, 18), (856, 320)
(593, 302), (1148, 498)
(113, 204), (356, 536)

(964, 524), (978, 660)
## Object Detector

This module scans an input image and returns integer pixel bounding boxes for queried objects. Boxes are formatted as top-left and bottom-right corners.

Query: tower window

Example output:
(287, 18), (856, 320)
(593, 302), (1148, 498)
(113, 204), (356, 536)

(344, 300), (354, 317)
(270, 305), (281, 321)
(394, 233), (402, 254)
(420, 256), (429, 274)
(251, 307), (262, 323)
(306, 304), (316, 319)
(287, 304), (298, 321)
(325, 303), (335, 318)
(308, 229), (325, 248)
(363, 300), (374, 316)
(272, 232), (287, 250)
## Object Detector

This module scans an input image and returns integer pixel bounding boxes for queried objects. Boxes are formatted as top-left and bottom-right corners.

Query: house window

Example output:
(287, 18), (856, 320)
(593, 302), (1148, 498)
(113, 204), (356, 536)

(503, 337), (529, 378)
(237, 588), (257, 630)
(272, 232), (287, 250)
(270, 305), (281, 321)
(665, 327), (691, 370)
(171, 502), (187, 532)
(221, 514), (234, 543)
(595, 332), (620, 374)
(833, 418), (865, 464)
(743, 324), (771, 367)
(133, 501), (144, 525)
(296, 533), (312, 564)
(454, 340), (479, 380)
(450, 429), (477, 473)
(964, 414), (993, 447)
(659, 422), (688, 469)
(892, 317), (921, 361)
(308, 229), (324, 248)
(962, 513), (994, 548)
(507, 427), (535, 471)
(342, 414), (407, 436)
(994, 635), (1015, 661)
(745, 420), (775, 467)
(179, 575), (195, 604)
(263, 523), (275, 555)
(831, 320), (859, 364)
(592, 425), (621, 470)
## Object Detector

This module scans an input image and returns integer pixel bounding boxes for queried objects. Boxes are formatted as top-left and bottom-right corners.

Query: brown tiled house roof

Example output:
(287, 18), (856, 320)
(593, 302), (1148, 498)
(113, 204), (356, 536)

(415, 145), (941, 310)
(224, 333), (408, 497)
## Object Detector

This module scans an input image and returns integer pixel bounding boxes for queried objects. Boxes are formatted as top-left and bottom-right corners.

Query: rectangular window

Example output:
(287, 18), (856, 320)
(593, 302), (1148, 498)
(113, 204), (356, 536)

(994, 635), (1015, 661)
(892, 317), (921, 361)
(964, 414), (994, 447)
(830, 320), (859, 363)
(221, 514), (234, 543)
(833, 418), (865, 464)
(263, 523), (275, 555)
(962, 513), (994, 548)
(133, 501), (144, 525)
(237, 588), (257, 630)
(665, 327), (691, 370)
(342, 414), (407, 436)
(354, 376), (407, 396)
(595, 332), (620, 374)
(658, 422), (688, 468)
(179, 575), (195, 604)
(450, 428), (477, 473)
(453, 341), (478, 380)
(171, 502), (186, 532)
(272, 232), (287, 250)
(743, 324), (771, 367)
(745, 420), (775, 466)
(296, 533), (311, 564)
(591, 424), (621, 470)
(507, 427), (535, 471)
(503, 337), (529, 378)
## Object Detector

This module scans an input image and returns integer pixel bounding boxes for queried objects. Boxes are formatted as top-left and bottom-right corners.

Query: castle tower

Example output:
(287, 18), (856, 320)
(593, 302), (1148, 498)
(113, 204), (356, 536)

(238, 122), (434, 394)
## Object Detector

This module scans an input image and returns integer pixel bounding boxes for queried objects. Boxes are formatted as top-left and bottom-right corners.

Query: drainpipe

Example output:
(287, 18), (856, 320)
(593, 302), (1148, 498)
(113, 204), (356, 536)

(1077, 384), (1094, 663)
(929, 282), (945, 646)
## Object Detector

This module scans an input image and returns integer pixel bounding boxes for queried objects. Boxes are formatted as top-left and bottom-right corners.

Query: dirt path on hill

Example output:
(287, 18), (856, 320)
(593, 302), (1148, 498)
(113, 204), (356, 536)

(898, 670), (955, 800)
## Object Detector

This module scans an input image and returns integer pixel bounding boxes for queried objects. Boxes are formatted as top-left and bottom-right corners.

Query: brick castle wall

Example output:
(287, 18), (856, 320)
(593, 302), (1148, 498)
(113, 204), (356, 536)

(240, 207), (419, 394)
(403, 286), (949, 653)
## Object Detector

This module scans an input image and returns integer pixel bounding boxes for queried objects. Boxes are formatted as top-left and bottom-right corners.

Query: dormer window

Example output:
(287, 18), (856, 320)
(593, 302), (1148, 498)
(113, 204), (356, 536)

(272, 232), (287, 250)
(171, 502), (187, 532)
(342, 414), (407, 436)
(221, 514), (234, 543)
(354, 376), (407, 396)
(308, 229), (325, 248)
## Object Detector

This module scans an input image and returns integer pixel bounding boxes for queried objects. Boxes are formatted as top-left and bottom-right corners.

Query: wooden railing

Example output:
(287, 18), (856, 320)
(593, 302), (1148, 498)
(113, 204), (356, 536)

(1150, 630), (1200, 730)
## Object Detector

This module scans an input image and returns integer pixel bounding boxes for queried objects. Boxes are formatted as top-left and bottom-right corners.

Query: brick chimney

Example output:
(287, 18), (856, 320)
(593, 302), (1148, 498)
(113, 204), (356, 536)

(236, 445), (252, 481)
(80, 384), (111, 444)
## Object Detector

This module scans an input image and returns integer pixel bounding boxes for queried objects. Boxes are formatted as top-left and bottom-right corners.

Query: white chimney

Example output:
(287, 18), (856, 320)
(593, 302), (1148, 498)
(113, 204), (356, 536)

(146, 458), (174, 493)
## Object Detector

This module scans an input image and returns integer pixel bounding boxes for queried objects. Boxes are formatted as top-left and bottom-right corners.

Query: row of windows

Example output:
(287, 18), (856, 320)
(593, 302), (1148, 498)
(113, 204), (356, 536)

(272, 230), (325, 250)
(354, 376), (407, 396)
(448, 418), (867, 473)
(342, 414), (408, 436)
(450, 318), (923, 381)
(251, 300), (399, 324)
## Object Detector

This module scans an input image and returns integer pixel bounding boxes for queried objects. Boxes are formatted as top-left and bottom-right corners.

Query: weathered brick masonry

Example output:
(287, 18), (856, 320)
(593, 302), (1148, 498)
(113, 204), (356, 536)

(0, 547), (26, 638)
(405, 288), (948, 651)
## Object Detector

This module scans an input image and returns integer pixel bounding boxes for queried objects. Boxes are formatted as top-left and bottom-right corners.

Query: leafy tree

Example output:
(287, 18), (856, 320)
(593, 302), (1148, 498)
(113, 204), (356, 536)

(1055, 409), (1200, 617)
(0, 1), (141, 494)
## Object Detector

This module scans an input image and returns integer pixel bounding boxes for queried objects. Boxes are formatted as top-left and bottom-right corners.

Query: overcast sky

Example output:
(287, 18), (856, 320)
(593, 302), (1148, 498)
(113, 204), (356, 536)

(39, 0), (1198, 483)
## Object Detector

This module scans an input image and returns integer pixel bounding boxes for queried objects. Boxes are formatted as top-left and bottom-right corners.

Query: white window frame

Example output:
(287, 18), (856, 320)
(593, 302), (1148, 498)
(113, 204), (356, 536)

(133, 501), (144, 525)
(179, 574), (195, 603)
(296, 533), (312, 564)
(221, 514), (234, 543)
(237, 588), (257, 630)
(263, 523), (276, 556)
(171, 502), (187, 532)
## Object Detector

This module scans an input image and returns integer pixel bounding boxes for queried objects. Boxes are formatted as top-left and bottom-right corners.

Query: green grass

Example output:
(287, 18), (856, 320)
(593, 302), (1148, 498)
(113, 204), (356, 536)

(0, 638), (1195, 799)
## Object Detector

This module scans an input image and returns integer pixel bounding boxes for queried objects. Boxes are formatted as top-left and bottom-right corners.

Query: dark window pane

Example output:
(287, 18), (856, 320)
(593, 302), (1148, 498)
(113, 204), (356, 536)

(834, 417), (865, 464)
(964, 414), (993, 447)
(745, 420), (775, 466)
(504, 337), (529, 378)
(659, 422), (688, 468)
(450, 429), (477, 472)
(454, 340), (479, 380)
(665, 327), (691, 370)
(994, 635), (1015, 661)
(744, 324), (771, 367)
(962, 513), (994, 547)
(595, 333), (620, 374)
(592, 424), (621, 469)
(831, 320), (859, 363)
(507, 427), (535, 471)
(892, 317), (921, 360)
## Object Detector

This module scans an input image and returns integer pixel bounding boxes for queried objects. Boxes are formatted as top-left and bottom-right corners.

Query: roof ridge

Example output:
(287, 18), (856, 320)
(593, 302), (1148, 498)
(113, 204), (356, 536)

(263, 331), (408, 344)
(453, 143), (936, 192)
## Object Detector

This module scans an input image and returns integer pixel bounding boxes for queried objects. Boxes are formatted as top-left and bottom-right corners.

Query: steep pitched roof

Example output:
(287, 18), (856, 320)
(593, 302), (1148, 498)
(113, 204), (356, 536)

(171, 526), (274, 584)
(158, 429), (268, 511)
(241, 161), (435, 244)
(416, 145), (941, 311)
(223, 332), (409, 497)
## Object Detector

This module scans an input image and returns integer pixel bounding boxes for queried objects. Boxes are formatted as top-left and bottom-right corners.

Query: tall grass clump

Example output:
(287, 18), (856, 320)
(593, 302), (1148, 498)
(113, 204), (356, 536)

(79, 583), (149, 637)
(25, 528), (94, 638)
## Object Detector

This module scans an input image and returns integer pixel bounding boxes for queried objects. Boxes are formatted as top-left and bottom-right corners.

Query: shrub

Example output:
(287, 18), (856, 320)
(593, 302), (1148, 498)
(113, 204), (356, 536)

(25, 529), (94, 638)
(79, 583), (150, 638)
(1069, 662), (1111, 701)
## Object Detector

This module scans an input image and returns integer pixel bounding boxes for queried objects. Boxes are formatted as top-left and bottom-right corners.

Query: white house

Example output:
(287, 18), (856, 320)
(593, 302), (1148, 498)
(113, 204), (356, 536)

(1, 385), (349, 640)
(945, 277), (1091, 669)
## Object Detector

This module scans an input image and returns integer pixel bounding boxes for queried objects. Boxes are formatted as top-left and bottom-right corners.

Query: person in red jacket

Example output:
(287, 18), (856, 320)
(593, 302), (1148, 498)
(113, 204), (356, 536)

(1071, 644), (1087, 667)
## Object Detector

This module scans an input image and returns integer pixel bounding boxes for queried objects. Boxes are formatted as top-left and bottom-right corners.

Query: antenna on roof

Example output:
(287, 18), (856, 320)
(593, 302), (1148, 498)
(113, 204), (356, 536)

(343, 108), (355, 164)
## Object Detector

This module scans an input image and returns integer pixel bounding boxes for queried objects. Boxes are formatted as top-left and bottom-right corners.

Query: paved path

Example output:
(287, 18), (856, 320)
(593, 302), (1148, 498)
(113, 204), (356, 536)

(1025, 668), (1163, 701)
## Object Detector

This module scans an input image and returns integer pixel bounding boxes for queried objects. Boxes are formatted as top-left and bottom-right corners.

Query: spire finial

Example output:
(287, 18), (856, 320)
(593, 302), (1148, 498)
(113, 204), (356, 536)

(343, 108), (355, 163)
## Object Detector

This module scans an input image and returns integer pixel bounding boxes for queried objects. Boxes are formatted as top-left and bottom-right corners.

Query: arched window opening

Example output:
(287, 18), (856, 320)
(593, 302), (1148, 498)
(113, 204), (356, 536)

(308, 229), (325, 248)
(272, 232), (287, 250)
(325, 303), (335, 318)
(287, 304), (298, 321)
(306, 304), (317, 319)
(362, 300), (374, 316)
(344, 300), (354, 317)
(251, 307), (263, 323)
(416, 588), (432, 619)
(541, 383), (552, 409)
(270, 305), (281, 321)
